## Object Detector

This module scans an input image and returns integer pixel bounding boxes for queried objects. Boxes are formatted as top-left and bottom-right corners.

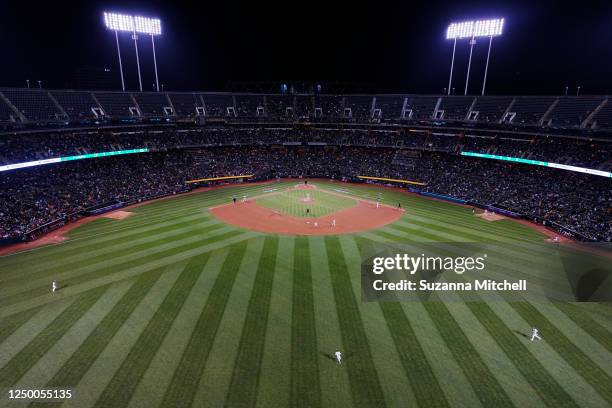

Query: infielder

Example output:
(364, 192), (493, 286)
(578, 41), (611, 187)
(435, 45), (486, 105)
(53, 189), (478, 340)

(331, 219), (336, 227)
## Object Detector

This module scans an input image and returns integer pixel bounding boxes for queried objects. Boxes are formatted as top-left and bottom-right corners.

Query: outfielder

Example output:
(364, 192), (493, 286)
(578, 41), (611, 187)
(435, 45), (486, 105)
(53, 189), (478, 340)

(530, 327), (542, 342)
(51, 280), (58, 294)
(334, 350), (342, 365)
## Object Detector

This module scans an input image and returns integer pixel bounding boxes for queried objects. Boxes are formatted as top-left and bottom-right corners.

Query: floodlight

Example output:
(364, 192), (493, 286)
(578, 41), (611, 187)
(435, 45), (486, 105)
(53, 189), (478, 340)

(446, 18), (504, 40)
(133, 16), (162, 92)
(103, 12), (163, 92)
(104, 12), (134, 32)
(134, 16), (162, 35)
(103, 12), (133, 91)
(445, 18), (505, 95)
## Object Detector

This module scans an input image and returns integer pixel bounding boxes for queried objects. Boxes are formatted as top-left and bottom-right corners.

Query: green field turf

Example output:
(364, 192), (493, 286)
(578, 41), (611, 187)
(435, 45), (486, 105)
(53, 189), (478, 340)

(0, 180), (610, 408)
(256, 187), (357, 217)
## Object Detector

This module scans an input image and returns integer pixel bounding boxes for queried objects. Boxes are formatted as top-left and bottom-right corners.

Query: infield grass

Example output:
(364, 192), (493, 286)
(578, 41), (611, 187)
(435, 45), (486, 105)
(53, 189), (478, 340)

(256, 187), (357, 218)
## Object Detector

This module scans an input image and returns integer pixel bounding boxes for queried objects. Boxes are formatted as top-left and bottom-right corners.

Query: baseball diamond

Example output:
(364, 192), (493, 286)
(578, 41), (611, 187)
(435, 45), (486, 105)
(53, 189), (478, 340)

(1, 4), (612, 407)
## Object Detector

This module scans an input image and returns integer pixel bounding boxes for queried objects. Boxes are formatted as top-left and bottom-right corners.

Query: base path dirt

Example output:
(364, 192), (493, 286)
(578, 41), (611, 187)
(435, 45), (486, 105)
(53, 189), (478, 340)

(211, 200), (404, 236)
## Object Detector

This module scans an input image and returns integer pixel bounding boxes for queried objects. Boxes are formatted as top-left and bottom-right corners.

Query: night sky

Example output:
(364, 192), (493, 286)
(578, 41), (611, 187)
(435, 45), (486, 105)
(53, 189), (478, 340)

(1, 0), (612, 94)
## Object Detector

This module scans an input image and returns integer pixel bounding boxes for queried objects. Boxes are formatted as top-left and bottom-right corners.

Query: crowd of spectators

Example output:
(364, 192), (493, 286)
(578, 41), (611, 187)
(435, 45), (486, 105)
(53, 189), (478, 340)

(0, 152), (197, 238)
(0, 127), (610, 242)
(1, 127), (610, 170)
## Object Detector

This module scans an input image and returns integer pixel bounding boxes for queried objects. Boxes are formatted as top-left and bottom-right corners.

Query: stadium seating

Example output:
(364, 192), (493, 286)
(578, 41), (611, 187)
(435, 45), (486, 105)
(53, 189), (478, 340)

(592, 99), (612, 129)
(235, 94), (266, 117)
(94, 92), (138, 117)
(404, 96), (438, 119)
(266, 95), (295, 119)
(1, 89), (65, 121)
(343, 95), (374, 120)
(470, 96), (513, 122)
(2, 88), (612, 134)
(201, 93), (234, 117)
(51, 91), (100, 120)
(133, 92), (171, 116)
(168, 93), (200, 117)
(507, 96), (556, 125)
(315, 95), (343, 119)
(438, 96), (475, 121)
(0, 94), (20, 122)
(373, 95), (405, 120)
(546, 96), (604, 127)
(295, 95), (315, 118)
(1, 131), (610, 241)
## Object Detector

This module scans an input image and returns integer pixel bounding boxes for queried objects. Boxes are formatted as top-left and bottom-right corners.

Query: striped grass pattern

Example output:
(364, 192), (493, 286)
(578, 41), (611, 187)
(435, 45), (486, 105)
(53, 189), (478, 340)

(0, 180), (609, 407)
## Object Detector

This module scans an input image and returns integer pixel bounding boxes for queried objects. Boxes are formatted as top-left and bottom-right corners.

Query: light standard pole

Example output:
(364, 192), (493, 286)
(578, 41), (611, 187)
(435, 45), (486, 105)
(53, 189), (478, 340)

(114, 31), (126, 91)
(464, 35), (476, 95)
(481, 35), (493, 95)
(133, 15), (162, 92)
(132, 27), (143, 92)
(447, 37), (456, 95)
(151, 35), (160, 92)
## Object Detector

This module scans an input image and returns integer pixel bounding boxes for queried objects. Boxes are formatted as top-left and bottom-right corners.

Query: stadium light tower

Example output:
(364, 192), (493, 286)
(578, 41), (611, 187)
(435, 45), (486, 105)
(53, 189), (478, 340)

(134, 16), (162, 92)
(104, 12), (133, 91)
(446, 18), (504, 95)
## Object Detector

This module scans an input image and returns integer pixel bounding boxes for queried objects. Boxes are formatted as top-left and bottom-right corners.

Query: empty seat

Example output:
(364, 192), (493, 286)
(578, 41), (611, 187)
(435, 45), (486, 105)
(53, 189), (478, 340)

(133, 93), (169, 116)
(470, 96), (513, 122)
(94, 92), (136, 117)
(438, 96), (475, 120)
(52, 91), (99, 119)
(2, 89), (63, 121)
(510, 97), (556, 125)
(547, 96), (603, 127)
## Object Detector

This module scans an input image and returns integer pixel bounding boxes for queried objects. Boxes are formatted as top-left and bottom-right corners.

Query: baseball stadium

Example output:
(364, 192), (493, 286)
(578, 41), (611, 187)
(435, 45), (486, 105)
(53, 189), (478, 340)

(1, 2), (611, 408)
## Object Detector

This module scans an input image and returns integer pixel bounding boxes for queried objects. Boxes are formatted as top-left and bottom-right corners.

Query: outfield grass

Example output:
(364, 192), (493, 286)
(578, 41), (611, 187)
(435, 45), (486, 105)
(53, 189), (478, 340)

(0, 180), (610, 407)
(256, 188), (357, 217)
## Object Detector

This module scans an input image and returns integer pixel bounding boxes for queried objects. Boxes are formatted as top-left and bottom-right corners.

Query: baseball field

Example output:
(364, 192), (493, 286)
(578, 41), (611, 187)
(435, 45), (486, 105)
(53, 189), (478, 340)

(0, 180), (611, 407)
